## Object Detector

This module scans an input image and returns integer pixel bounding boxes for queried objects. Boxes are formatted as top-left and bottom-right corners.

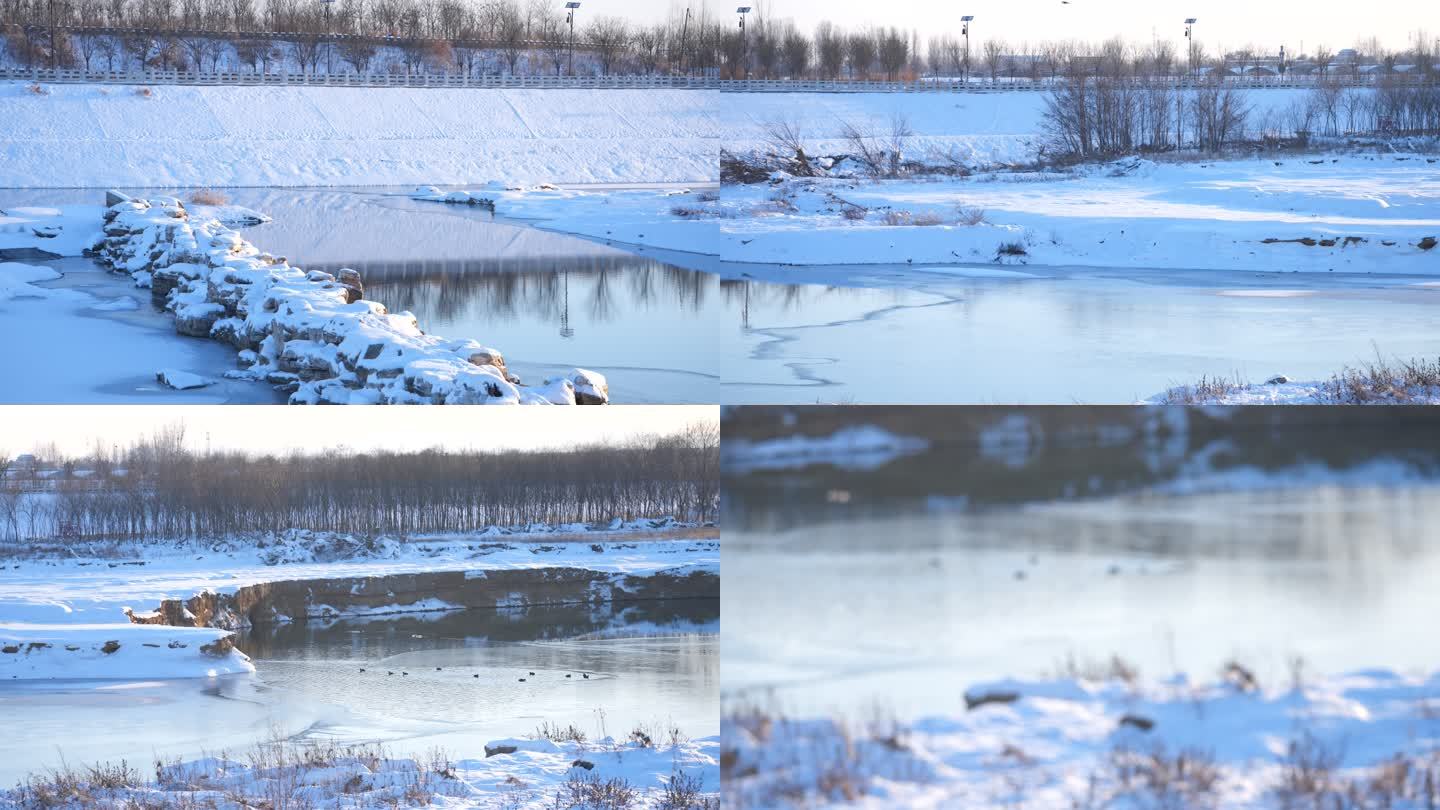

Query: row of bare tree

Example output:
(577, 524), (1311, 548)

(0, 422), (719, 542)
(0, 0), (736, 74)
(1041, 77), (1440, 161)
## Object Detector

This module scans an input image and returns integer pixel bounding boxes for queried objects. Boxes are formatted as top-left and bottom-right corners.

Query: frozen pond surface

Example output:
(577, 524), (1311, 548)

(720, 265), (1440, 404)
(0, 255), (281, 403)
(2, 188), (719, 404)
(722, 420), (1440, 721)
(0, 600), (718, 785)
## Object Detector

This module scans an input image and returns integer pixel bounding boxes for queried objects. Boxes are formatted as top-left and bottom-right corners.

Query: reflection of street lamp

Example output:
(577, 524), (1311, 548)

(559, 270), (574, 338)
(1184, 18), (1198, 76)
(565, 2), (581, 76)
(736, 6), (751, 78)
(961, 15), (975, 83)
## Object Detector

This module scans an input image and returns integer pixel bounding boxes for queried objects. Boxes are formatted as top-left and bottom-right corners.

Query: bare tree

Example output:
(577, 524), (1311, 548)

(982, 37), (1004, 82)
(876, 26), (906, 80)
(586, 15), (627, 75)
(814, 20), (842, 79)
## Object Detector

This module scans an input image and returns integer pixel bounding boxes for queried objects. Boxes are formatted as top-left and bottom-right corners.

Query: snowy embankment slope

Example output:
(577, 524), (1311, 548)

(718, 155), (1440, 271)
(0, 83), (717, 187)
(0, 623), (253, 679)
(725, 668), (1440, 809)
(0, 528), (719, 626)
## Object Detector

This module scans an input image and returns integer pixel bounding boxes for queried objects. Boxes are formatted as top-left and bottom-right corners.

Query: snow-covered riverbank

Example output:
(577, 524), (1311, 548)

(0, 623), (253, 680)
(716, 154), (1440, 272)
(0, 83), (717, 188)
(411, 183), (724, 262)
(0, 525), (719, 626)
(723, 667), (1440, 809)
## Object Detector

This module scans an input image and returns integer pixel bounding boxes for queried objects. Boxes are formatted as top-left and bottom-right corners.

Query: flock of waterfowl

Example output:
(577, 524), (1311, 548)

(357, 666), (593, 681)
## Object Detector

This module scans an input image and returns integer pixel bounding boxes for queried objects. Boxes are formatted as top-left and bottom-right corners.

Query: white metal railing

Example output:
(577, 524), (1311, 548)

(2, 68), (1432, 91)
(722, 75), (1437, 92)
(0, 68), (720, 89)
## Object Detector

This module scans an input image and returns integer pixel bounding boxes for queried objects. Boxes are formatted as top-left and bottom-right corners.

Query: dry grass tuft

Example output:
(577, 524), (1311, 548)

(1157, 374), (1247, 404)
(1319, 355), (1440, 404)
(188, 189), (229, 206)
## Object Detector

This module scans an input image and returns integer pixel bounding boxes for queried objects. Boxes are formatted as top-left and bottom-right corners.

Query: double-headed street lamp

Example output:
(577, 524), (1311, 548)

(565, 1), (581, 76)
(962, 15), (975, 83)
(737, 6), (751, 78)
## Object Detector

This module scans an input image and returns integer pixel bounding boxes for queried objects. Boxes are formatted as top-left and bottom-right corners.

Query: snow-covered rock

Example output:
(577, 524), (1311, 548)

(92, 197), (608, 405)
(155, 368), (212, 390)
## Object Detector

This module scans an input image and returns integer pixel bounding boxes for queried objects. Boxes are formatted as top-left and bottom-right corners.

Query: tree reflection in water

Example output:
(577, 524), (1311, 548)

(307, 255), (711, 326)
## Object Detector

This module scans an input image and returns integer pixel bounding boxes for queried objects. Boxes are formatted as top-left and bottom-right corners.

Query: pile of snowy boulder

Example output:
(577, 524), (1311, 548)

(91, 192), (609, 405)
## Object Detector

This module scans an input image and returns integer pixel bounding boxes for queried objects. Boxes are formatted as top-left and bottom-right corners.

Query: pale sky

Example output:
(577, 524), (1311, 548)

(0, 406), (717, 458)
(663, 0), (1430, 55)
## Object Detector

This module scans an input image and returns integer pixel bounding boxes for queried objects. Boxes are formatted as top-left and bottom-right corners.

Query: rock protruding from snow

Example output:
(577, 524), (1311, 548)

(92, 197), (608, 405)
(571, 368), (610, 405)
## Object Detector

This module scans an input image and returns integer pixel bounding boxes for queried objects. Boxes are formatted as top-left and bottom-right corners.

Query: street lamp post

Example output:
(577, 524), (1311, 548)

(320, 0), (336, 74)
(678, 6), (691, 75)
(961, 15), (974, 84)
(565, 1), (580, 76)
(737, 6), (751, 79)
(1184, 18), (1197, 77)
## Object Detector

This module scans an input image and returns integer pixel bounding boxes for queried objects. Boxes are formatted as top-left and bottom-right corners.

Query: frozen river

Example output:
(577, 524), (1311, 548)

(722, 411), (1440, 720)
(720, 265), (1440, 403)
(0, 599), (718, 785)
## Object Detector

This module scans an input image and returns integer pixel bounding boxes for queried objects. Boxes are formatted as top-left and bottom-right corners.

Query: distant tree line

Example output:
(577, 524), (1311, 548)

(0, 421), (720, 542)
(8, 0), (1436, 84)
(723, 17), (1437, 84)
(0, 0), (731, 74)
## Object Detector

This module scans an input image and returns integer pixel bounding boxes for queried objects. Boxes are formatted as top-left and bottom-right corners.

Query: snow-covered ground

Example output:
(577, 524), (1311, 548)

(0, 83), (717, 187)
(3, 733), (718, 809)
(717, 155), (1440, 272)
(724, 667), (1440, 809)
(0, 622), (253, 680)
